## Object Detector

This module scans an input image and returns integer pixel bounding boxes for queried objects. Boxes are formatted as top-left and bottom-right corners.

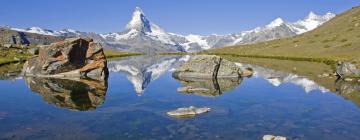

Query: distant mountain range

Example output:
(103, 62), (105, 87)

(1, 7), (335, 53)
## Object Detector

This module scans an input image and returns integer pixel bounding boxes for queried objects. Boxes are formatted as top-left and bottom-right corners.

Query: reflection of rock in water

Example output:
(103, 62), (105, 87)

(335, 79), (360, 107)
(24, 77), (107, 111)
(0, 63), (23, 80)
(108, 55), (186, 95)
(175, 77), (242, 97)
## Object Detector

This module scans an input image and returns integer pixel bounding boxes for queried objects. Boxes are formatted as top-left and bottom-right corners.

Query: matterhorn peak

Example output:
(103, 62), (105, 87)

(266, 18), (285, 28)
(124, 6), (152, 33)
(305, 11), (319, 20)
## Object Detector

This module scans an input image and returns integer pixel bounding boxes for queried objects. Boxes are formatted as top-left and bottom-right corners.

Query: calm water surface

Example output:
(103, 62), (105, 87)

(0, 55), (359, 140)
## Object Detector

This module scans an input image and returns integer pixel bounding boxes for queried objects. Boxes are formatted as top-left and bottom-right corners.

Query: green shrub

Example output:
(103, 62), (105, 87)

(339, 39), (348, 42)
(324, 45), (331, 48)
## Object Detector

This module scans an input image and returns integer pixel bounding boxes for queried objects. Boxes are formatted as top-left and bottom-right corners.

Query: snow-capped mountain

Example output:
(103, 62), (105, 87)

(5, 7), (335, 53)
(100, 7), (335, 52)
(10, 27), (84, 37)
(107, 55), (187, 95)
(100, 7), (184, 53)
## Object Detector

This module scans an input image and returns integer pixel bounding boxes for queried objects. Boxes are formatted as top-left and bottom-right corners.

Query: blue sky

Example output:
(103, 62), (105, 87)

(0, 0), (358, 35)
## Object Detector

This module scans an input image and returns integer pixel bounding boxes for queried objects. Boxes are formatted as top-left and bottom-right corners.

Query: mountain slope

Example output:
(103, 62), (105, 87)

(205, 6), (360, 62)
(0, 27), (64, 46)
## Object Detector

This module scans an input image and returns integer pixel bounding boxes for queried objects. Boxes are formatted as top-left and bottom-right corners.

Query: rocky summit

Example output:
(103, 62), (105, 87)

(22, 38), (108, 80)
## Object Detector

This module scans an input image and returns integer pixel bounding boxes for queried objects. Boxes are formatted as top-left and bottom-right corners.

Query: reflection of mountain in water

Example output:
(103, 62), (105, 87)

(174, 77), (242, 97)
(108, 55), (189, 95)
(24, 77), (107, 111)
(235, 63), (329, 93)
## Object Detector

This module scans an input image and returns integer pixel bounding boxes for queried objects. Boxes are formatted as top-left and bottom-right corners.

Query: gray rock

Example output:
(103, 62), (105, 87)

(27, 47), (39, 55)
(167, 106), (211, 118)
(3, 44), (13, 48)
(336, 61), (360, 77)
(22, 38), (108, 80)
(175, 77), (242, 97)
(173, 55), (243, 79)
(263, 135), (286, 140)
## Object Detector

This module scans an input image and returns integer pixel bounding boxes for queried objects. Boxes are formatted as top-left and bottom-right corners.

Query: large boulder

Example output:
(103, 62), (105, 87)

(336, 61), (360, 78)
(22, 38), (108, 80)
(172, 55), (244, 79)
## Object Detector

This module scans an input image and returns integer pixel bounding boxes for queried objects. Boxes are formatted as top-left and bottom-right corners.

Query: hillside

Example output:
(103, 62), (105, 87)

(0, 27), (64, 46)
(204, 6), (360, 65)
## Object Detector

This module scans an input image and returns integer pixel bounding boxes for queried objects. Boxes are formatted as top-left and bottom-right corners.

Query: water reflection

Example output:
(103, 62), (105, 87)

(24, 77), (107, 111)
(174, 77), (242, 97)
(335, 79), (360, 107)
(1, 56), (360, 139)
(236, 63), (330, 93)
(108, 55), (188, 95)
(0, 63), (23, 80)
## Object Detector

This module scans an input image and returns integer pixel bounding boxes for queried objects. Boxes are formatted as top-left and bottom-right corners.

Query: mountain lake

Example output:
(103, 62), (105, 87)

(0, 55), (359, 140)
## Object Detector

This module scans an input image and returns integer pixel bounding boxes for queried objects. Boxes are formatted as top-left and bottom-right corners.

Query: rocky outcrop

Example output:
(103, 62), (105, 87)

(336, 61), (360, 78)
(24, 77), (107, 111)
(173, 55), (246, 79)
(22, 38), (108, 80)
(166, 106), (211, 118)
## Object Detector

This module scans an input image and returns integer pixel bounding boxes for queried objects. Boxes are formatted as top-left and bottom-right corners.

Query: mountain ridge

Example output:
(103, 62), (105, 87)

(205, 6), (360, 64)
(2, 7), (335, 53)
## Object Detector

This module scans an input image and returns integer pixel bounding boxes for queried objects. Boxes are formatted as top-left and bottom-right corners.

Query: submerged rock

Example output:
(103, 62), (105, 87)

(175, 77), (242, 97)
(22, 38), (108, 80)
(263, 135), (286, 140)
(173, 55), (245, 79)
(167, 106), (211, 118)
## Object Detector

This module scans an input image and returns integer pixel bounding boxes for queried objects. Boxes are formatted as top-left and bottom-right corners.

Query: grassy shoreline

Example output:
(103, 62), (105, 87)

(200, 52), (338, 68)
(103, 50), (143, 59)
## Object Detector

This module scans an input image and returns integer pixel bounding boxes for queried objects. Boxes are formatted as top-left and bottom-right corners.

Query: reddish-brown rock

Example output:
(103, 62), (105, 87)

(22, 38), (108, 80)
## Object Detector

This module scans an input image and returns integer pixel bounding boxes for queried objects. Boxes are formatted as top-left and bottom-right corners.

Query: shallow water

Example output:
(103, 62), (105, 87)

(0, 55), (360, 140)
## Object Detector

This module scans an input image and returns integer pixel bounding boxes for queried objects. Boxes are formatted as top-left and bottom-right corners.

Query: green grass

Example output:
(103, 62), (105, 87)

(158, 52), (191, 55)
(203, 6), (360, 67)
(0, 47), (32, 66)
(104, 49), (143, 58)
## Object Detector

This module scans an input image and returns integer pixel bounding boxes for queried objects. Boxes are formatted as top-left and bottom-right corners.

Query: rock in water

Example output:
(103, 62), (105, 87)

(176, 77), (242, 97)
(22, 38), (108, 80)
(336, 61), (360, 78)
(262, 135), (286, 140)
(167, 106), (211, 118)
(172, 55), (244, 79)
